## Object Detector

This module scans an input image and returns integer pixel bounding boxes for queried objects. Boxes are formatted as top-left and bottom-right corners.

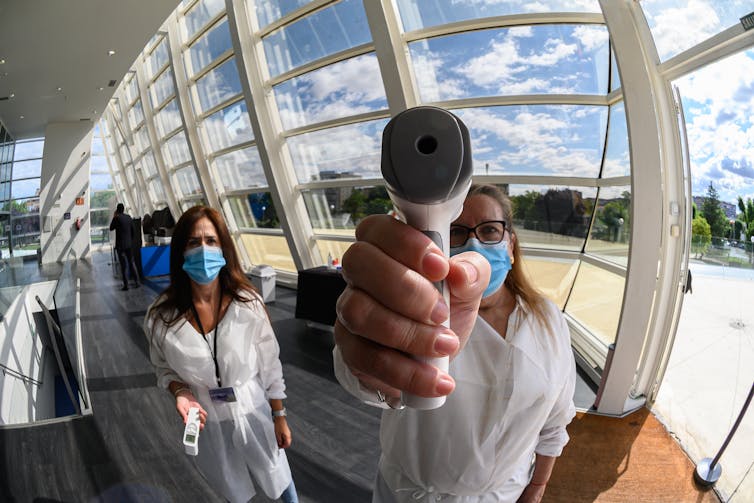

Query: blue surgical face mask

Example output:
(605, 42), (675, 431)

(182, 245), (226, 285)
(450, 238), (512, 298)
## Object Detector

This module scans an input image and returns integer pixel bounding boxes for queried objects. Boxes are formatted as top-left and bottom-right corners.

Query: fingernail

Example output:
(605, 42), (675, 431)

(434, 332), (459, 355)
(436, 374), (455, 395)
(430, 299), (449, 324)
(461, 260), (478, 283)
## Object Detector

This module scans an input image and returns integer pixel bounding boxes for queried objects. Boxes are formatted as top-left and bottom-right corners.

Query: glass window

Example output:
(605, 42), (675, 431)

(12, 159), (42, 179)
(184, 0), (226, 40)
(149, 178), (166, 201)
(155, 99), (184, 139)
(175, 165), (202, 196)
(519, 256), (579, 309)
(239, 233), (295, 272)
(91, 173), (114, 192)
(641, 1), (751, 61)
(186, 17), (233, 78)
(128, 101), (145, 128)
(194, 57), (243, 114)
(228, 192), (280, 228)
(262, 0), (371, 78)
(602, 101), (629, 177)
(134, 126), (151, 154)
(13, 140), (44, 161)
(409, 25), (610, 102)
(454, 105), (607, 177)
(90, 155), (109, 174)
(201, 101), (254, 153)
(90, 208), (113, 229)
(287, 118), (387, 183)
(274, 53), (387, 130)
(145, 37), (170, 81)
(254, 0), (311, 29)
(8, 178), (39, 199)
(141, 151), (159, 179)
(162, 131), (192, 167)
(213, 146), (267, 190)
(149, 67), (175, 109)
(396, 0), (601, 31)
(610, 48), (621, 91)
(586, 185), (631, 266)
(315, 239), (351, 267)
(90, 190), (115, 211)
(565, 261), (625, 347)
(509, 184), (597, 251)
(302, 185), (392, 232)
(125, 74), (140, 104)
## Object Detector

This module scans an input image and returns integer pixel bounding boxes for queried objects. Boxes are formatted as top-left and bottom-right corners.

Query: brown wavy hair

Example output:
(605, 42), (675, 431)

(467, 184), (549, 324)
(148, 205), (257, 327)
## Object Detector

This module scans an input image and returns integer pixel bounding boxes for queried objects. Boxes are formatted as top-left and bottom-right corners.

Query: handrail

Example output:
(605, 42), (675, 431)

(34, 295), (81, 416)
(0, 362), (43, 386)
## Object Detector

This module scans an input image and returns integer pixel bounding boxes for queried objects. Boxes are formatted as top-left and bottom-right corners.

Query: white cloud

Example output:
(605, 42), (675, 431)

(643, 0), (720, 60)
(573, 25), (609, 52)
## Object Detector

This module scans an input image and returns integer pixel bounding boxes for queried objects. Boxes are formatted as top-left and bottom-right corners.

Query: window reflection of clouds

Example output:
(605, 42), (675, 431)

(12, 140), (44, 161)
(274, 54), (387, 130)
(410, 25), (609, 101)
(8, 178), (39, 199)
(150, 68), (175, 109)
(128, 101), (145, 128)
(455, 106), (606, 177)
(602, 102), (629, 178)
(162, 132), (192, 167)
(146, 38), (170, 81)
(201, 101), (254, 153)
(194, 58), (242, 114)
(11, 159), (42, 180)
(141, 152), (158, 178)
(184, 0), (226, 40)
(262, 0), (371, 78)
(90, 173), (113, 191)
(155, 100), (183, 139)
(676, 50), (754, 203)
(214, 147), (267, 190)
(254, 0), (311, 29)
(396, 0), (601, 31)
(287, 119), (387, 183)
(176, 166), (201, 196)
(186, 17), (232, 78)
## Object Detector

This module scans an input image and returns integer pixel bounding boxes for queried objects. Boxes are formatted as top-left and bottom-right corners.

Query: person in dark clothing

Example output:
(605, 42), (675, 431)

(110, 203), (141, 290)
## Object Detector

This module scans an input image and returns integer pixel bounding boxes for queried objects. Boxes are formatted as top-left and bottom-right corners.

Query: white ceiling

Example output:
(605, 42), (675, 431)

(0, 0), (180, 140)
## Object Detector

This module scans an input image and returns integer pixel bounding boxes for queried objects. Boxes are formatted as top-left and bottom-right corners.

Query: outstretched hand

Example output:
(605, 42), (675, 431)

(175, 390), (208, 430)
(334, 215), (490, 401)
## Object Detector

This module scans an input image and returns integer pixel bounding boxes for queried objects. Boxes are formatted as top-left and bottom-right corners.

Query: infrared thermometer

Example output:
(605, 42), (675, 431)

(183, 407), (201, 456)
(381, 106), (473, 410)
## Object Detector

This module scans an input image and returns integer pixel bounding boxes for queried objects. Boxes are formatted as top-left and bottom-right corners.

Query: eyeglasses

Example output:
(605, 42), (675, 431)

(450, 220), (507, 248)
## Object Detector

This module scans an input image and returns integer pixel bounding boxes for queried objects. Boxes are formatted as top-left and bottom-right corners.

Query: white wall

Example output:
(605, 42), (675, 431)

(39, 122), (94, 264)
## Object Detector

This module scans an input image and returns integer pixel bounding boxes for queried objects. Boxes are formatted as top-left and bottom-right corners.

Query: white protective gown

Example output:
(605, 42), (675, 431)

(144, 291), (292, 503)
(334, 298), (576, 503)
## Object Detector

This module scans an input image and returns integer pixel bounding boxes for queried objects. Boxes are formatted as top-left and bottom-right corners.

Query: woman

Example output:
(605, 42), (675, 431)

(144, 206), (298, 503)
(334, 184), (576, 502)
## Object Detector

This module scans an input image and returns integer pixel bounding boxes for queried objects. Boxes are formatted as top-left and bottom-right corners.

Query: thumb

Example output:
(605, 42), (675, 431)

(446, 251), (490, 348)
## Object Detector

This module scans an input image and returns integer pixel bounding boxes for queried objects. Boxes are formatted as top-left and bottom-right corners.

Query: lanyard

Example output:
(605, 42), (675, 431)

(190, 299), (222, 387)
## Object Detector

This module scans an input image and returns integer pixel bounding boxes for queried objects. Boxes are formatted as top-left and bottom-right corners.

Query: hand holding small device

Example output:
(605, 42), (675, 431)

(183, 406), (201, 456)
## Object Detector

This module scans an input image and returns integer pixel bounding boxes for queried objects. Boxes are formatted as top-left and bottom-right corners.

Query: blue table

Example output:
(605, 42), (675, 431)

(141, 245), (170, 277)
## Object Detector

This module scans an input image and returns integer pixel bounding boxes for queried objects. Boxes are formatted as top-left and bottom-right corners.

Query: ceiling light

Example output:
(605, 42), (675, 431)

(107, 50), (116, 56)
(9, 92), (14, 98)
(98, 87), (104, 91)
(0, 59), (5, 64)
(19, 115), (24, 119)
(56, 87), (62, 92)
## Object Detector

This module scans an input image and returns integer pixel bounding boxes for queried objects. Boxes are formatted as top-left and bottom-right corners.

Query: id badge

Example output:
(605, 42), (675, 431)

(209, 386), (237, 403)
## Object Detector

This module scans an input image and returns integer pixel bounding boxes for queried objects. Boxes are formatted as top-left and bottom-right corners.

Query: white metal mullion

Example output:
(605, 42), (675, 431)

(432, 94), (609, 109)
(134, 39), (181, 220)
(166, 13), (222, 213)
(595, 0), (686, 415)
(363, 0), (419, 113)
(103, 112), (135, 212)
(228, 0), (320, 271)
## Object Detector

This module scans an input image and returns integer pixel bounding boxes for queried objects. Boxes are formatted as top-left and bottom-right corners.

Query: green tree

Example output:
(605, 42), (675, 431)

(691, 215), (711, 258)
(510, 190), (543, 230)
(1, 200), (28, 215)
(738, 196), (754, 255)
(700, 181), (728, 241)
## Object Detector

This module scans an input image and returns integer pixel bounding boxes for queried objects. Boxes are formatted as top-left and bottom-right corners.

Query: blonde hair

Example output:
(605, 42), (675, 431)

(466, 184), (549, 324)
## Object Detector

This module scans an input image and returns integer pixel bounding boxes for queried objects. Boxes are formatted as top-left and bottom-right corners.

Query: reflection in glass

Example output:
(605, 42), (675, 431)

(149, 67), (175, 109)
(213, 146), (267, 190)
(396, 0), (601, 31)
(302, 186), (392, 231)
(162, 131), (192, 168)
(155, 100), (183, 140)
(254, 0), (310, 29)
(175, 166), (202, 197)
(602, 101), (629, 177)
(239, 233), (295, 272)
(454, 106), (606, 177)
(146, 37), (170, 81)
(90, 208), (113, 229)
(228, 192), (280, 229)
(520, 256), (579, 309)
(566, 261), (624, 347)
(262, 0), (371, 78)
(141, 151), (158, 179)
(184, 0), (226, 40)
(7, 178), (40, 199)
(586, 186), (631, 266)
(186, 17), (232, 78)
(641, 0), (750, 61)
(316, 239), (352, 267)
(10, 211), (40, 253)
(274, 53), (387, 130)
(610, 48), (621, 91)
(149, 178), (167, 201)
(409, 25), (609, 102)
(90, 173), (114, 192)
(125, 75), (140, 105)
(509, 184), (597, 250)
(194, 57), (243, 114)
(201, 101), (254, 153)
(128, 101), (145, 128)
(12, 140), (44, 161)
(11, 159), (42, 180)
(287, 119), (387, 183)
(90, 190), (115, 211)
